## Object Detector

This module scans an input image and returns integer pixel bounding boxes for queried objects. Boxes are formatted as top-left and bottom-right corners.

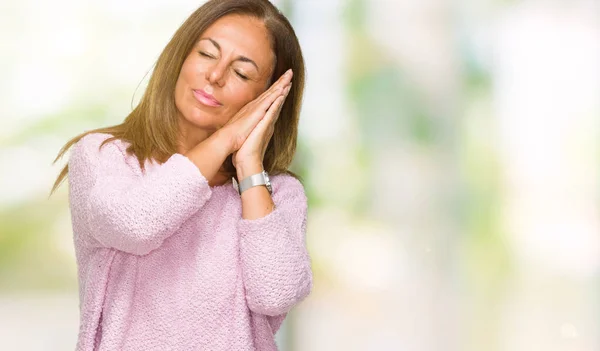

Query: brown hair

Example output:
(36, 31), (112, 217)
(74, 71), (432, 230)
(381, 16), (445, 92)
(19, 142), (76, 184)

(50, 0), (305, 195)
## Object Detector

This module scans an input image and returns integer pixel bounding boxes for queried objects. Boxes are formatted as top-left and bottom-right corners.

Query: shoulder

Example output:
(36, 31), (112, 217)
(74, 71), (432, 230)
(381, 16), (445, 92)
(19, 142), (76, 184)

(74, 133), (128, 155)
(69, 133), (135, 170)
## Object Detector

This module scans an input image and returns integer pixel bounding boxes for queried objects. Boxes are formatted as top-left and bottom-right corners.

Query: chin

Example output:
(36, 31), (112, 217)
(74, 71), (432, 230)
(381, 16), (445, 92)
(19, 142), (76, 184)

(182, 108), (221, 131)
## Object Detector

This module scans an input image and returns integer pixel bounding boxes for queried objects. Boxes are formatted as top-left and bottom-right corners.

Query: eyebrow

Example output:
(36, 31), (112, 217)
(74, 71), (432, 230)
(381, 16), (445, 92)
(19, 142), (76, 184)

(199, 38), (259, 71)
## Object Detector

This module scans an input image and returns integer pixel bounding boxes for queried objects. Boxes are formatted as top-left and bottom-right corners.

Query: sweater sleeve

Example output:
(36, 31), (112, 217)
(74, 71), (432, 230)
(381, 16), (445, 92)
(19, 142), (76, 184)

(68, 133), (212, 256)
(237, 174), (313, 316)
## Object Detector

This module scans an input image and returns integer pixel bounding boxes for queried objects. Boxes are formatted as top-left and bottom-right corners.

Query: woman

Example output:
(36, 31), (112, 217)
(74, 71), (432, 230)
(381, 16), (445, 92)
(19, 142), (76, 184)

(50, 0), (312, 350)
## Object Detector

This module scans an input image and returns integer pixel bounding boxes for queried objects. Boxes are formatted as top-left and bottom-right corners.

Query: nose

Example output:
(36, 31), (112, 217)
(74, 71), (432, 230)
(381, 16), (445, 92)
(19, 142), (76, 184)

(206, 61), (226, 87)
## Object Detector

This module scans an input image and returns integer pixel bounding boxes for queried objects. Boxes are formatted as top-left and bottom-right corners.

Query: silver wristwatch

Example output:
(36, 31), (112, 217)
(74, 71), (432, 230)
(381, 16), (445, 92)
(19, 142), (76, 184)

(236, 170), (272, 195)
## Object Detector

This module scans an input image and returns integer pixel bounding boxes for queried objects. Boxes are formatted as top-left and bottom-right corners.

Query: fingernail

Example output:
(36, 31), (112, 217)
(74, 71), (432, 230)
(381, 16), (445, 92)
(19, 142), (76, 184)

(286, 69), (293, 77)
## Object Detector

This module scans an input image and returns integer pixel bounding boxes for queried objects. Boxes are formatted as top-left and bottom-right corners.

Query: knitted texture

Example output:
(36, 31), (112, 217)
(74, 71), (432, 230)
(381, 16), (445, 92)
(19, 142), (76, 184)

(67, 133), (312, 351)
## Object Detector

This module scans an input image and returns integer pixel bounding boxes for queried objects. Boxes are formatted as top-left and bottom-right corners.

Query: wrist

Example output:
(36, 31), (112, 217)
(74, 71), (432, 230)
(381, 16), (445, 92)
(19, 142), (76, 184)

(236, 161), (263, 180)
(212, 129), (235, 156)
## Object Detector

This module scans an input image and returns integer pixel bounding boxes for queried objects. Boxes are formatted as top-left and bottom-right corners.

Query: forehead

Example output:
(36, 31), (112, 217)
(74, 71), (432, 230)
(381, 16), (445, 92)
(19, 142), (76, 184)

(200, 15), (274, 64)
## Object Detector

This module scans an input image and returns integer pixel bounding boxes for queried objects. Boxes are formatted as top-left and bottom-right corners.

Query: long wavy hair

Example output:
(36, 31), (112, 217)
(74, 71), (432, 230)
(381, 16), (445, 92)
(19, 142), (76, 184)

(50, 0), (305, 195)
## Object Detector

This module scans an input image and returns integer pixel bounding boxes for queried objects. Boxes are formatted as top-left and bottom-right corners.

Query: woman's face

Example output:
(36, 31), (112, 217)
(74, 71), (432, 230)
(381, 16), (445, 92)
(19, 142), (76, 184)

(174, 14), (276, 134)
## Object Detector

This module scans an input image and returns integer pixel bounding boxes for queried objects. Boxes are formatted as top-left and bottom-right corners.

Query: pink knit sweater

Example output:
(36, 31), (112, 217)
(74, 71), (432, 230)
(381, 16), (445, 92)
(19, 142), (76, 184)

(67, 133), (312, 351)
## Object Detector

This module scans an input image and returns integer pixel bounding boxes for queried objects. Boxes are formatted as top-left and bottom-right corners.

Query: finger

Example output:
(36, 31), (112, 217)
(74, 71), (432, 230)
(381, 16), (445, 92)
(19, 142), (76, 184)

(253, 89), (286, 117)
(240, 95), (285, 154)
(239, 94), (280, 137)
(226, 84), (279, 126)
(266, 84), (290, 123)
(272, 90), (288, 123)
(254, 70), (293, 104)
(256, 80), (293, 118)
(251, 96), (284, 136)
(263, 95), (286, 126)
(227, 84), (282, 126)
(226, 73), (291, 142)
(267, 69), (293, 93)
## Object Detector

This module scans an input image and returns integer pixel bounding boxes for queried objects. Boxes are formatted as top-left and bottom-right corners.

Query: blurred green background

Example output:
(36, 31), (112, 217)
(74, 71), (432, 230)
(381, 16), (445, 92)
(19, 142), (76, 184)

(1, 0), (599, 350)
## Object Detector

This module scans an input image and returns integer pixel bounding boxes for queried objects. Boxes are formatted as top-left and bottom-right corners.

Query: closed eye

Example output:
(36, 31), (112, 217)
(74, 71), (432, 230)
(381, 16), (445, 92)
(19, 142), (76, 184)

(198, 50), (249, 80)
(198, 51), (214, 58)
(235, 71), (249, 80)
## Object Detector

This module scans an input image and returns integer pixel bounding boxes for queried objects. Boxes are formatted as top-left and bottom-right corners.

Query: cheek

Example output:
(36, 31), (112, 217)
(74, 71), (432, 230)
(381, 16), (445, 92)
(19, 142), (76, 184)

(175, 62), (194, 99)
(215, 87), (256, 126)
(224, 85), (258, 111)
(181, 60), (201, 85)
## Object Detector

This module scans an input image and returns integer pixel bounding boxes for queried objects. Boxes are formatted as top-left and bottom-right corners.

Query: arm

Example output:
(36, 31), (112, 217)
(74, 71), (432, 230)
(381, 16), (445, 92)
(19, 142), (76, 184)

(237, 174), (313, 316)
(68, 133), (226, 256)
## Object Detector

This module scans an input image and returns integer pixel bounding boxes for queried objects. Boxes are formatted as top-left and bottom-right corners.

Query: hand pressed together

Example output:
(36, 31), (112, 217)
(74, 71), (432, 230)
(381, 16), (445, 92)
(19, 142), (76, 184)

(220, 69), (293, 178)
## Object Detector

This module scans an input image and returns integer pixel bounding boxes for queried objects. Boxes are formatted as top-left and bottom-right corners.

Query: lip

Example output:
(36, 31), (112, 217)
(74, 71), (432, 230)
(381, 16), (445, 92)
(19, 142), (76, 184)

(192, 89), (222, 107)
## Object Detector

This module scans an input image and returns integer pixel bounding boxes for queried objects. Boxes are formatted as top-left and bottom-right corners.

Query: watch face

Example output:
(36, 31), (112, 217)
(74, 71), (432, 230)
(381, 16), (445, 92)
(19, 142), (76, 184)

(263, 171), (272, 192)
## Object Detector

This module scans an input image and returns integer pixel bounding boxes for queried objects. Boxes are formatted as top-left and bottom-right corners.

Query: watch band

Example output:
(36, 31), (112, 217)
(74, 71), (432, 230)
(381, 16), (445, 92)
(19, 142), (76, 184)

(237, 170), (272, 195)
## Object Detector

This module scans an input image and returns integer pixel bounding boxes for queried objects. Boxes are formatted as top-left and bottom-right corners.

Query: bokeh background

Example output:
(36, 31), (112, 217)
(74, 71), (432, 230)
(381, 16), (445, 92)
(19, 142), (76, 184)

(1, 0), (599, 350)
